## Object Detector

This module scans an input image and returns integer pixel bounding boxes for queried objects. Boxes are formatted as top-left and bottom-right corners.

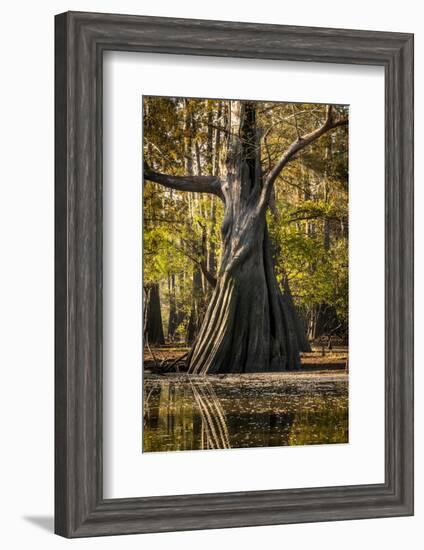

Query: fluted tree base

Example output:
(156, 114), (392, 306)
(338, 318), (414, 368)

(187, 230), (302, 374)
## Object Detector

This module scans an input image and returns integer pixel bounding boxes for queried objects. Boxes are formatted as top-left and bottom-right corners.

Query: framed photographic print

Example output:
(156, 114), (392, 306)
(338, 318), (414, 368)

(142, 95), (349, 453)
(55, 11), (414, 537)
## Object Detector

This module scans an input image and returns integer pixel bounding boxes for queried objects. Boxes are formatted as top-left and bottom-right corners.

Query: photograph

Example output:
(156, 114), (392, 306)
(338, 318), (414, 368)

(142, 96), (349, 452)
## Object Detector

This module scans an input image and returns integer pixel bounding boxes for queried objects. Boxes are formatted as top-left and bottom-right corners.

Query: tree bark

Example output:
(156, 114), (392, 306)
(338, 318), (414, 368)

(187, 102), (302, 373)
(281, 273), (312, 353)
(308, 303), (341, 341)
(144, 282), (165, 346)
(167, 273), (178, 341)
(186, 265), (205, 345)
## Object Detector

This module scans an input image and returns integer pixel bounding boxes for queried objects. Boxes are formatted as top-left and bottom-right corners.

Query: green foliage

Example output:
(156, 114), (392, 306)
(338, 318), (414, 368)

(143, 96), (349, 339)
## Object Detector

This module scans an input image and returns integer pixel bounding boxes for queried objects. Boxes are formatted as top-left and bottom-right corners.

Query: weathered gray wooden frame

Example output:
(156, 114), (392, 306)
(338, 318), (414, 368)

(55, 11), (414, 538)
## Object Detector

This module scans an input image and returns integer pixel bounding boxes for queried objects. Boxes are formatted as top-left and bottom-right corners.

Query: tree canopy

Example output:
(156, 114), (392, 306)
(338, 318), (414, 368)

(143, 97), (348, 368)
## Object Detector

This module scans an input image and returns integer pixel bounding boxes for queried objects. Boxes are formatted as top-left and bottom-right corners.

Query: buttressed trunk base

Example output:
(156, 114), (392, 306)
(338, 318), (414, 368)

(187, 228), (302, 374)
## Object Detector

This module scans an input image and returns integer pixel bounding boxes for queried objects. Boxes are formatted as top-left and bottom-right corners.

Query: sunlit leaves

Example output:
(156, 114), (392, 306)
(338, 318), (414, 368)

(143, 96), (348, 334)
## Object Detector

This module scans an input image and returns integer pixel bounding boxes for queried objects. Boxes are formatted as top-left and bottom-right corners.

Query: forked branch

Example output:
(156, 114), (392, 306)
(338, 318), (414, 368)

(260, 106), (348, 208)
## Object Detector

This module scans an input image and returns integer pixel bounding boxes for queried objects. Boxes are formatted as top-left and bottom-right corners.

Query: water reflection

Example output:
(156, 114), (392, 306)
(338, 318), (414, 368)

(143, 374), (348, 452)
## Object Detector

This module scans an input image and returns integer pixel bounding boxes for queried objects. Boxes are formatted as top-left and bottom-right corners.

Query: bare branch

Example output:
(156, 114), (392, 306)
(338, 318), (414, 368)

(260, 107), (348, 209)
(291, 104), (301, 140)
(199, 260), (217, 288)
(167, 235), (218, 289)
(144, 165), (223, 199)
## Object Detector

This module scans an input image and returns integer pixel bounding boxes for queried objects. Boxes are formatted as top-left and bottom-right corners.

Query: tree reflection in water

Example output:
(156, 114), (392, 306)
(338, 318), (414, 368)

(143, 374), (348, 453)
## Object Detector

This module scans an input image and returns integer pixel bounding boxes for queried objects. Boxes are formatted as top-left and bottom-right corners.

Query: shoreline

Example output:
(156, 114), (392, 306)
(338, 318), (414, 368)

(144, 370), (348, 382)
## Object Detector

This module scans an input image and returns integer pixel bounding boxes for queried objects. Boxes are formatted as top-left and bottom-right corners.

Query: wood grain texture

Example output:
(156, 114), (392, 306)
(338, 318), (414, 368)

(54, 11), (414, 538)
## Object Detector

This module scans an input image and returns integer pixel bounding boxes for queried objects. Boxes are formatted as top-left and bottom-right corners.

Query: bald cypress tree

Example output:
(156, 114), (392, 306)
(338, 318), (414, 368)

(144, 101), (347, 373)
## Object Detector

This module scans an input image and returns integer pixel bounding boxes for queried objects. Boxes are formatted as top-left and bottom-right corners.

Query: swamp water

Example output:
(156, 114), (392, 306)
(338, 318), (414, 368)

(143, 372), (348, 452)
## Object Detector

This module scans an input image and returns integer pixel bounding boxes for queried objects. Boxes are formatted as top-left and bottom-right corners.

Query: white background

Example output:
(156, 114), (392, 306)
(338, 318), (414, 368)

(0, 1), (420, 549)
(103, 52), (385, 498)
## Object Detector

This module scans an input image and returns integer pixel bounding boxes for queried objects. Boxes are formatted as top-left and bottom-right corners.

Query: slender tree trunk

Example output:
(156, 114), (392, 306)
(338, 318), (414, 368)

(186, 266), (205, 345)
(308, 303), (340, 341)
(207, 103), (221, 287)
(308, 141), (341, 342)
(207, 197), (217, 282)
(281, 273), (312, 352)
(323, 142), (331, 252)
(144, 282), (165, 346)
(167, 273), (178, 341)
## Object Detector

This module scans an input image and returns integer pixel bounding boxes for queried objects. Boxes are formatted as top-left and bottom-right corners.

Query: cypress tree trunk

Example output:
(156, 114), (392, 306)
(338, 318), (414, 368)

(186, 266), (205, 345)
(167, 273), (178, 341)
(281, 274), (312, 353)
(188, 101), (302, 374)
(308, 303), (341, 341)
(144, 282), (165, 346)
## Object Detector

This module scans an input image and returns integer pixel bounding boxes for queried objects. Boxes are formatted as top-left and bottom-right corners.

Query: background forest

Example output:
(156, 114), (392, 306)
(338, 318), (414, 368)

(143, 97), (348, 353)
